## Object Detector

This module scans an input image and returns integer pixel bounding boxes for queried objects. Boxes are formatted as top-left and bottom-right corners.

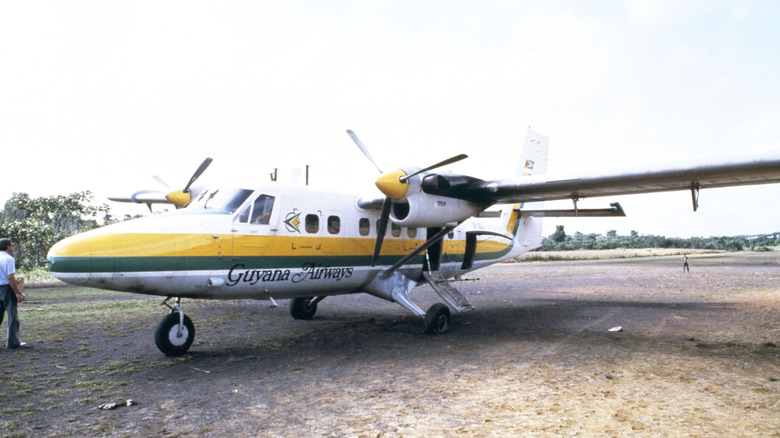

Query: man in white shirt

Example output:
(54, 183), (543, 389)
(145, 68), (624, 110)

(0, 238), (25, 349)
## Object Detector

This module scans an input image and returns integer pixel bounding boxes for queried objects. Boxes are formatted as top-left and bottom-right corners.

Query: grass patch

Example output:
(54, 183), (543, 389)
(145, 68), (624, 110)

(19, 292), (160, 326)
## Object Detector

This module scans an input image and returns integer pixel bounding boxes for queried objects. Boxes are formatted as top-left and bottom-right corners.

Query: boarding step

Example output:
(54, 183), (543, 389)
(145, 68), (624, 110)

(422, 271), (474, 313)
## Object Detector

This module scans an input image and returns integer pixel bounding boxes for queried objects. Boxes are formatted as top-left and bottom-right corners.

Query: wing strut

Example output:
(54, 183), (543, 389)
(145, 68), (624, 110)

(381, 225), (455, 278)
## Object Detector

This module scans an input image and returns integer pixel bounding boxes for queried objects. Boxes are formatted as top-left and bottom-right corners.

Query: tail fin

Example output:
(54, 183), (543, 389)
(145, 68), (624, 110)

(516, 129), (549, 177)
(503, 129), (549, 249)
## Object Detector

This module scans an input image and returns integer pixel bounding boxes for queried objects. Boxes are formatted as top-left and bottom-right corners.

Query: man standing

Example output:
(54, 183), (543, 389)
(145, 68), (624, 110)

(0, 238), (25, 349)
(682, 254), (690, 273)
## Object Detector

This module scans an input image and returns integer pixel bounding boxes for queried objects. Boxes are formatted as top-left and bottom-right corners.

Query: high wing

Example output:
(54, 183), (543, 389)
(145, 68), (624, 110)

(461, 155), (780, 206)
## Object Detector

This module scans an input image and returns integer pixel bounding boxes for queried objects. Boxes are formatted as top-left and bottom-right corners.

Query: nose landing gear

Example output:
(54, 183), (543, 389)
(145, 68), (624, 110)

(154, 297), (195, 356)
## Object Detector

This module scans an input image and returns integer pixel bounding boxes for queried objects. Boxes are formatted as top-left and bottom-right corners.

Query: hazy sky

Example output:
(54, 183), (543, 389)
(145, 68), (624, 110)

(2, 1), (779, 238)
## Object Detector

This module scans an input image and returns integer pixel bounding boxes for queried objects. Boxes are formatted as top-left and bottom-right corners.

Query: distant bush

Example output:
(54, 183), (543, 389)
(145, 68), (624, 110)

(538, 226), (780, 253)
(17, 267), (64, 287)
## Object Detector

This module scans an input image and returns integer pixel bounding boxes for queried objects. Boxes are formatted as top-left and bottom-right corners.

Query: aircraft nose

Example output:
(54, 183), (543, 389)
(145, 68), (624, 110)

(47, 229), (105, 276)
(375, 169), (409, 200)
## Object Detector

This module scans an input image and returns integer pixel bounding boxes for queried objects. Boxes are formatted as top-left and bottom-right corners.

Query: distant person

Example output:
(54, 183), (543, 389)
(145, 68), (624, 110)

(682, 254), (690, 273)
(0, 238), (26, 349)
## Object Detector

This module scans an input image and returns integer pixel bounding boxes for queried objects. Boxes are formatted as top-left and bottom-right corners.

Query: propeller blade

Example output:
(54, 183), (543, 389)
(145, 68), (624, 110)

(371, 197), (392, 267)
(399, 154), (468, 182)
(347, 130), (383, 174)
(184, 157), (213, 193)
(152, 175), (171, 190)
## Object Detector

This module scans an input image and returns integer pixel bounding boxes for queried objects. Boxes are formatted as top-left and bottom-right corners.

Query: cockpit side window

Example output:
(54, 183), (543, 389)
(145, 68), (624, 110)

(235, 194), (275, 224)
(250, 195), (275, 224)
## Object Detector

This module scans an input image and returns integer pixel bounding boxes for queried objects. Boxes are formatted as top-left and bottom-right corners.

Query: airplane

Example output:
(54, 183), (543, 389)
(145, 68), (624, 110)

(46, 130), (780, 356)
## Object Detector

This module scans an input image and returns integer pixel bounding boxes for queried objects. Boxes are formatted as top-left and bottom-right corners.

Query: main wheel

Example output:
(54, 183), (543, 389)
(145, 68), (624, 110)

(424, 303), (451, 334)
(154, 312), (195, 356)
(289, 297), (318, 320)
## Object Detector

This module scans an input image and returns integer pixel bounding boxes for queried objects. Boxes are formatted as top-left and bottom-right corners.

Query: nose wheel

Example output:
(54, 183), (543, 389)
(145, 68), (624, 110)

(154, 298), (195, 356)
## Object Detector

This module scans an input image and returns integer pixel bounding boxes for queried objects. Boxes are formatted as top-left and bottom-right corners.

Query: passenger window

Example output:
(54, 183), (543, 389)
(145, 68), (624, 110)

(327, 216), (340, 234)
(407, 228), (417, 238)
(391, 223), (401, 237)
(359, 218), (370, 236)
(250, 195), (275, 224)
(305, 214), (319, 233)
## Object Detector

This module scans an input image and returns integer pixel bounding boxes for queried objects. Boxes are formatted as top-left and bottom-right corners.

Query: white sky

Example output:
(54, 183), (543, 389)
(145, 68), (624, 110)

(1, 1), (779, 238)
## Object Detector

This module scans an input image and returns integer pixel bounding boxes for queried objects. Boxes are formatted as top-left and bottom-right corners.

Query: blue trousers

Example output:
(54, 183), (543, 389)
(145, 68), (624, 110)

(0, 285), (21, 348)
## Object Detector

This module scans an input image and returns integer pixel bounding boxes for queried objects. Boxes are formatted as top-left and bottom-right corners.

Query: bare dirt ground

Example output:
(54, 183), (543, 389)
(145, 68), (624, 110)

(2, 252), (779, 437)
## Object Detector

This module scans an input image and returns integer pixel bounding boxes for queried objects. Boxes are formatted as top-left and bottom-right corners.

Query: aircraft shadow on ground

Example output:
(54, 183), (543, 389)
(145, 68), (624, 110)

(175, 297), (773, 368)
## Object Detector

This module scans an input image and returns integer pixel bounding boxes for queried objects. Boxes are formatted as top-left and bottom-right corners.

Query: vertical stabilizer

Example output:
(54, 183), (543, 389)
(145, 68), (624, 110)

(516, 129), (549, 177)
(502, 129), (549, 251)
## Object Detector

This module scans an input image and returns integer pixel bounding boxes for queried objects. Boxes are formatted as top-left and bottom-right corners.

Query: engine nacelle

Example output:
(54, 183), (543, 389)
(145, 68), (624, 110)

(389, 192), (485, 228)
(373, 166), (489, 227)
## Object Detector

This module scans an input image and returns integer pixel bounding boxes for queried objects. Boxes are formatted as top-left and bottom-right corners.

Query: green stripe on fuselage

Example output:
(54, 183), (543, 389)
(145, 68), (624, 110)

(48, 243), (513, 273)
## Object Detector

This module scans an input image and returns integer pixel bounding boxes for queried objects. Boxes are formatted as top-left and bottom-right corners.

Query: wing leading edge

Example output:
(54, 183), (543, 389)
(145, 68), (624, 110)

(465, 155), (780, 205)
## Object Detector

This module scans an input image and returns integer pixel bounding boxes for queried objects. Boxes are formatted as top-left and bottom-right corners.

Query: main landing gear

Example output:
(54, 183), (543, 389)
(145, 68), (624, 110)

(423, 303), (451, 334)
(154, 297), (195, 356)
(290, 294), (453, 335)
(289, 296), (325, 320)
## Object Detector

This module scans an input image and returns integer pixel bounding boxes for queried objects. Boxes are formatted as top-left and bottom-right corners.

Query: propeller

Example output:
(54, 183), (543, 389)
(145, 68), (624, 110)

(165, 157), (214, 208)
(347, 130), (468, 267)
(374, 154), (468, 201)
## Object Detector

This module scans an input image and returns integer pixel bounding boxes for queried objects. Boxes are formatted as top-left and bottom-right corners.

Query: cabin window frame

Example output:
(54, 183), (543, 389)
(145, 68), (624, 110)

(327, 215), (340, 235)
(359, 218), (370, 236)
(305, 214), (319, 234)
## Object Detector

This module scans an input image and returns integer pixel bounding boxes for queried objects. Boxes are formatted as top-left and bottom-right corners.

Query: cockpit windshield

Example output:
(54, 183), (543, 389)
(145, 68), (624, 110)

(189, 188), (254, 213)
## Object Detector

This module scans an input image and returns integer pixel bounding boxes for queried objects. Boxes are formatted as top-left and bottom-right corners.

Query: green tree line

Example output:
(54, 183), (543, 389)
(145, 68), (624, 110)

(541, 225), (780, 252)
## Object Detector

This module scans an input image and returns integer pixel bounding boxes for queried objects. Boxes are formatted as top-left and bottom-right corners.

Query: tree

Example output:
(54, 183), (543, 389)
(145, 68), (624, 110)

(0, 191), (110, 269)
(551, 225), (567, 243)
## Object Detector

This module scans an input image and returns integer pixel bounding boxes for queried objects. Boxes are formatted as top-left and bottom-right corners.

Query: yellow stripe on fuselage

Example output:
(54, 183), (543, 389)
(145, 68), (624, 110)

(49, 229), (513, 259)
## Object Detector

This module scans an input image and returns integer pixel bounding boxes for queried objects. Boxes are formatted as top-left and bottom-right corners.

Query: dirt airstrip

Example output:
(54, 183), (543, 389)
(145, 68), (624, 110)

(1, 252), (779, 437)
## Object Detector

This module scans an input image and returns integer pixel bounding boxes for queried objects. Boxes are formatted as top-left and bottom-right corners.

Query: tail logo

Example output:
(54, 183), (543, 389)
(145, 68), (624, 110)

(524, 159), (535, 170)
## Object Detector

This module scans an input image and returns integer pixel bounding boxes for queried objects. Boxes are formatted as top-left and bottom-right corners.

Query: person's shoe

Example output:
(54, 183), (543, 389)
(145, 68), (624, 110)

(7, 342), (29, 349)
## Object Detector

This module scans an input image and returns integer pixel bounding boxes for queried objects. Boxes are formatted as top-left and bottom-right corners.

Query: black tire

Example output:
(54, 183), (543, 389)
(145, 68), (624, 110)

(424, 303), (451, 334)
(289, 297), (317, 320)
(154, 312), (195, 356)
